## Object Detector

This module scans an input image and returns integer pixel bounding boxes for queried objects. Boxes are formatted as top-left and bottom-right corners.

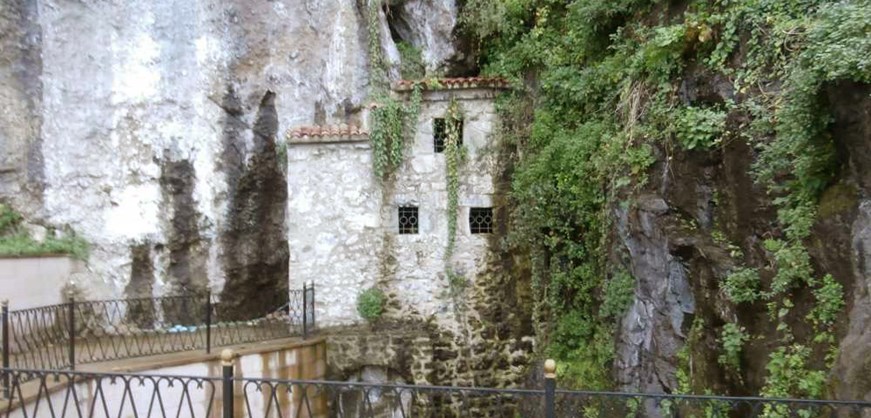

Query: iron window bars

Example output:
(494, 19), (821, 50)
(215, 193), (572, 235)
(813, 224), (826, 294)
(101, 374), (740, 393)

(398, 206), (419, 234)
(433, 118), (464, 153)
(469, 207), (494, 234)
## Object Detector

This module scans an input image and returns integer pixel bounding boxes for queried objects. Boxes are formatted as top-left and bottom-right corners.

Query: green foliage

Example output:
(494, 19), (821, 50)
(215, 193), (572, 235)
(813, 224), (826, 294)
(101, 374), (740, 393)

(723, 267), (760, 304)
(444, 99), (465, 262)
(370, 93), (420, 179)
(763, 239), (814, 295)
(674, 106), (727, 150)
(761, 345), (826, 401)
(365, 1), (424, 180)
(0, 203), (89, 260)
(444, 99), (469, 301)
(0, 203), (22, 232)
(675, 317), (705, 394)
(599, 269), (635, 319)
(548, 311), (615, 389)
(356, 287), (385, 322)
(807, 274), (844, 344)
(718, 323), (748, 373)
(461, 0), (864, 395)
(396, 41), (425, 80)
(366, 0), (388, 91)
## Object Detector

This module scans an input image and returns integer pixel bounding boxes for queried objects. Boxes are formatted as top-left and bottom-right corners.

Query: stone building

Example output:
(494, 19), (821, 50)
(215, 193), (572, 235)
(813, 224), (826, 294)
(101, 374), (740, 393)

(286, 78), (508, 328)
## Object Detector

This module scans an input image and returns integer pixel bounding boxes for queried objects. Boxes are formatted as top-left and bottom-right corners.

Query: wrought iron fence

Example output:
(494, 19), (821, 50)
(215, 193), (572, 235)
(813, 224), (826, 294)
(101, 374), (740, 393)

(0, 284), (315, 373)
(1, 361), (869, 418)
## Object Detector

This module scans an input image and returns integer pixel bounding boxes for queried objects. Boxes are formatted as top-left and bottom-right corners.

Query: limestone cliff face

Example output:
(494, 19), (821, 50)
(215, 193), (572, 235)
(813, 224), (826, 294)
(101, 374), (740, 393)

(611, 80), (871, 401)
(0, 0), (459, 303)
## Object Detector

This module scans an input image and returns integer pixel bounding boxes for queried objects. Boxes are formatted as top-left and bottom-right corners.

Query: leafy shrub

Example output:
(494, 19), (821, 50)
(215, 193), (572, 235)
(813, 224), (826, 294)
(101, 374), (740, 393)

(599, 269), (635, 319)
(356, 288), (385, 322)
(723, 267), (760, 304)
(761, 345), (826, 399)
(674, 106), (727, 150)
(718, 323), (749, 372)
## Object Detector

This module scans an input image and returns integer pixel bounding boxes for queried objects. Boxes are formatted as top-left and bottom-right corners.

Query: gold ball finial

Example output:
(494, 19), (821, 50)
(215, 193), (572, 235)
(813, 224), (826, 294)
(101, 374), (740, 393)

(221, 349), (236, 366)
(544, 359), (557, 379)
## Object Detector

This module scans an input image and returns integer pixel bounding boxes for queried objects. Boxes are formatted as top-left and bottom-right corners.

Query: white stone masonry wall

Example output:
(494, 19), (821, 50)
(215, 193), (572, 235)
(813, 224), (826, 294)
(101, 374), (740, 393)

(287, 139), (383, 326)
(287, 88), (501, 327)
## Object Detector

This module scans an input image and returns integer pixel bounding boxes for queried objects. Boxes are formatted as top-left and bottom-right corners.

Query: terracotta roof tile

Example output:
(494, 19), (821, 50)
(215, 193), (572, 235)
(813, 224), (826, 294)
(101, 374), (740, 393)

(286, 124), (369, 144)
(393, 77), (510, 92)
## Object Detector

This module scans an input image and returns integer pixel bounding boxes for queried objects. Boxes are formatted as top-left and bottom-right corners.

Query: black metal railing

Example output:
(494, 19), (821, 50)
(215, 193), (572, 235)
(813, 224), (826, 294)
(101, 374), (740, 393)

(0, 284), (315, 374)
(1, 360), (869, 418)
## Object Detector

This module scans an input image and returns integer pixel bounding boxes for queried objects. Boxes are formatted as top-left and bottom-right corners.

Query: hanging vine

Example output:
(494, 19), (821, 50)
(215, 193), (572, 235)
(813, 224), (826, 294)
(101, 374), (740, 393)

(366, 0), (424, 180)
(444, 98), (467, 296)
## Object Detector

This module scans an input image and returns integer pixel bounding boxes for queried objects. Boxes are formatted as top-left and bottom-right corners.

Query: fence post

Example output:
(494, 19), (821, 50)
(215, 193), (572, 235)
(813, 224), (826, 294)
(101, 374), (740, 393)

(206, 290), (212, 354)
(545, 359), (556, 418)
(68, 293), (76, 371)
(2, 299), (9, 400)
(310, 282), (315, 332)
(222, 349), (235, 418)
(302, 284), (308, 340)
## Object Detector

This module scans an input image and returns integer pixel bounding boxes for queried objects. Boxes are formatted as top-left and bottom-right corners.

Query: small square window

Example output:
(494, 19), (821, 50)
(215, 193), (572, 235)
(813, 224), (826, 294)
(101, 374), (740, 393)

(398, 206), (419, 234)
(433, 118), (463, 153)
(469, 207), (493, 234)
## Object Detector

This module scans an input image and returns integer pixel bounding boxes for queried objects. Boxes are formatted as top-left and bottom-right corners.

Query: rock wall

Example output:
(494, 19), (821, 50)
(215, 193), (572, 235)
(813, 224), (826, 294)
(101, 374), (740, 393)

(0, 0), (460, 302)
(611, 79), (871, 400)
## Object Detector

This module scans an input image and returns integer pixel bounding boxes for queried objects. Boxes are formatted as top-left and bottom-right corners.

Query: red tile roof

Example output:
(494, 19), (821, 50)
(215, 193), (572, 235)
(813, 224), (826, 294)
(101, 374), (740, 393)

(393, 77), (510, 92)
(286, 124), (369, 143)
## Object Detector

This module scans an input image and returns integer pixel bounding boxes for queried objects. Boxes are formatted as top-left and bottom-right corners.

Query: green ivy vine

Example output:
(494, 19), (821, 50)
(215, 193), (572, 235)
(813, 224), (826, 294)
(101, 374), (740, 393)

(366, 0), (424, 180)
(444, 98), (467, 297)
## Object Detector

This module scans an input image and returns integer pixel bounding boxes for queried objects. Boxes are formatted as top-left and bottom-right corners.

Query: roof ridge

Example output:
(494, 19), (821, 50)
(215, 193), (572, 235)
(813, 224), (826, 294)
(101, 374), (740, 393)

(393, 77), (510, 91)
(286, 123), (369, 139)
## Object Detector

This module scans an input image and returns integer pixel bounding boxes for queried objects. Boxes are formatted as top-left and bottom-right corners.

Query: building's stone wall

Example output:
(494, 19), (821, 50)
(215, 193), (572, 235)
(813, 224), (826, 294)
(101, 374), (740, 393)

(287, 88), (502, 328)
(287, 138), (383, 326)
(289, 87), (536, 392)
(384, 89), (500, 327)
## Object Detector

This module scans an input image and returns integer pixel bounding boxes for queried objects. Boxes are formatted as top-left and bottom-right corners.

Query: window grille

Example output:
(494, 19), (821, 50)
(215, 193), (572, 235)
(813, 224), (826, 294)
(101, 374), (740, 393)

(433, 118), (464, 153)
(398, 206), (419, 234)
(469, 207), (494, 234)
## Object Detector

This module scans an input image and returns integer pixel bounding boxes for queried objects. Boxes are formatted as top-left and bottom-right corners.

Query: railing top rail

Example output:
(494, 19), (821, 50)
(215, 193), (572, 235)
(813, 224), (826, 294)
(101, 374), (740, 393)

(554, 389), (871, 406)
(8, 290), (309, 314)
(2, 367), (870, 407)
(5, 294), (203, 315)
(5, 303), (71, 315)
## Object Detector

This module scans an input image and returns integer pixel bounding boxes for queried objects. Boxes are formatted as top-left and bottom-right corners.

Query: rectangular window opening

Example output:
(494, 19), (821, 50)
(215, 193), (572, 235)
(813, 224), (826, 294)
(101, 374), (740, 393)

(433, 118), (464, 153)
(469, 207), (494, 234)
(398, 206), (419, 234)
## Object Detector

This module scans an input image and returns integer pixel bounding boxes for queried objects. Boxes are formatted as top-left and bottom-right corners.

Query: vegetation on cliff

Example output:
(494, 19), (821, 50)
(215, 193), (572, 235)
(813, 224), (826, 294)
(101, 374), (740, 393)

(0, 203), (88, 259)
(460, 0), (870, 397)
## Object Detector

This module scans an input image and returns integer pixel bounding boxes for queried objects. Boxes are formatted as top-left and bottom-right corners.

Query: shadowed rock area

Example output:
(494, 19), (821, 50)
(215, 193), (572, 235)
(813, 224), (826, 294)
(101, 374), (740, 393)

(219, 91), (289, 320)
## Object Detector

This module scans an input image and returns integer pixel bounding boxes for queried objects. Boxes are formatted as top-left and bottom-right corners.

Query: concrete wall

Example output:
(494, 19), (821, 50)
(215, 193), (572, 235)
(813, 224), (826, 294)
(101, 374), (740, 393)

(286, 88), (501, 327)
(0, 256), (83, 309)
(6, 339), (327, 418)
